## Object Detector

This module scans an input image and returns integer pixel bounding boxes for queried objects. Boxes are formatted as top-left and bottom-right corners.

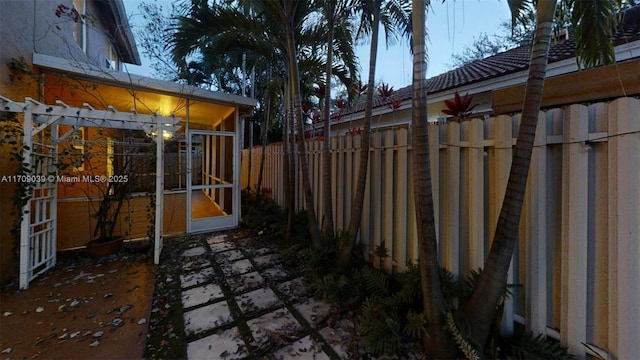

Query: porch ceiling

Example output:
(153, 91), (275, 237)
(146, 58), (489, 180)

(34, 53), (256, 130)
(43, 75), (235, 130)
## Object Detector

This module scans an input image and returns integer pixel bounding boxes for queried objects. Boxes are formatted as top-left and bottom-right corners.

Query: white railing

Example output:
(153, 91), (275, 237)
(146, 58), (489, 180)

(241, 97), (640, 358)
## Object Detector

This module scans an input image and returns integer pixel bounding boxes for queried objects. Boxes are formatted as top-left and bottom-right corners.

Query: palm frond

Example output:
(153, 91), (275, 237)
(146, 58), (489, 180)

(571, 0), (616, 68)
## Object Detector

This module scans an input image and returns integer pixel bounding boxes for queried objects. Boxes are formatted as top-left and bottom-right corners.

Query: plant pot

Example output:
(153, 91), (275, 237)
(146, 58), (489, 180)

(86, 236), (124, 257)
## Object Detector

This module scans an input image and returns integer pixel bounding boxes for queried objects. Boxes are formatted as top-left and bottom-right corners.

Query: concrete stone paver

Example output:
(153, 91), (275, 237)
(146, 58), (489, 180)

(179, 231), (353, 359)
(180, 267), (214, 288)
(215, 249), (245, 263)
(294, 298), (333, 329)
(181, 283), (224, 308)
(235, 288), (282, 315)
(183, 300), (233, 336)
(273, 335), (330, 360)
(277, 277), (307, 301)
(187, 327), (247, 359)
(209, 241), (236, 253)
(221, 259), (254, 277)
(261, 264), (290, 282)
(253, 253), (281, 268)
(226, 271), (265, 294)
(182, 258), (212, 272)
(182, 246), (206, 257)
(245, 308), (303, 345)
(207, 234), (228, 244)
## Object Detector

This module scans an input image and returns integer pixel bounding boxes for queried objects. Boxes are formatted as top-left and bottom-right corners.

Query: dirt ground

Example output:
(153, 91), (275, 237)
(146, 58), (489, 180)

(0, 246), (155, 360)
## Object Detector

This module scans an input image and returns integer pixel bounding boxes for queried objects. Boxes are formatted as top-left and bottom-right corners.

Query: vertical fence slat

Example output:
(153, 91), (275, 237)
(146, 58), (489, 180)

(491, 114), (513, 334)
(357, 134), (370, 258)
(607, 97), (640, 359)
(395, 128), (408, 271)
(526, 111), (548, 335)
(428, 123), (440, 260)
(468, 118), (485, 270)
(331, 137), (338, 229)
(371, 132), (383, 267)
(383, 130), (395, 273)
(590, 102), (609, 349)
(560, 104), (589, 357)
(346, 135), (354, 229)
(444, 122), (460, 275)
(336, 137), (345, 230)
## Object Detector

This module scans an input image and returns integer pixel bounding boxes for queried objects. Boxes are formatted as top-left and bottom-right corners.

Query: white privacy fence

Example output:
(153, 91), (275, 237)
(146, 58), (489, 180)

(241, 97), (639, 358)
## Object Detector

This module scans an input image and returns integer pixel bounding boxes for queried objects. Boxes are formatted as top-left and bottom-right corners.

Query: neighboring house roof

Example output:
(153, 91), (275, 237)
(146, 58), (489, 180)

(97, 0), (141, 65)
(337, 5), (640, 118)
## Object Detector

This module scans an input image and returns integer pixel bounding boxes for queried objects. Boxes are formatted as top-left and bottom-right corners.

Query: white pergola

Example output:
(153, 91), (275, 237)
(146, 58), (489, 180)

(1, 95), (180, 289)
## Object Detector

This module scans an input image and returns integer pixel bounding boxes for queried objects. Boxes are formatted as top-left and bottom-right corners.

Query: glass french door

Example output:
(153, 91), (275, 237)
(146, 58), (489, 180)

(187, 131), (237, 232)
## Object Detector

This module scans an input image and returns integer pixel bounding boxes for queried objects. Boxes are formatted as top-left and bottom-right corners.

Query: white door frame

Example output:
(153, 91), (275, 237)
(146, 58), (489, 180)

(187, 130), (239, 233)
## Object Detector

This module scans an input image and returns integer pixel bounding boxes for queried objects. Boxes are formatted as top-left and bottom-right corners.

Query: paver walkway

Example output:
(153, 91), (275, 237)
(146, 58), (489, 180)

(178, 232), (352, 359)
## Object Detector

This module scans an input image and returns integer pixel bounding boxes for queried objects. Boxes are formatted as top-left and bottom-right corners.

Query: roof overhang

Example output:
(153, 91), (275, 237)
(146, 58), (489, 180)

(33, 53), (258, 113)
(95, 0), (141, 65)
(427, 39), (640, 105)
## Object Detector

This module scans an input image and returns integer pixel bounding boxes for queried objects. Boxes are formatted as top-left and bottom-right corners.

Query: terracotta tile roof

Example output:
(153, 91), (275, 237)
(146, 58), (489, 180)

(334, 5), (640, 119)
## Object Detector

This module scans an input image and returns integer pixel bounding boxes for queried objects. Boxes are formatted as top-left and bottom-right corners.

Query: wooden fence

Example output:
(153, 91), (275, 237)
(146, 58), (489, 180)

(241, 97), (639, 358)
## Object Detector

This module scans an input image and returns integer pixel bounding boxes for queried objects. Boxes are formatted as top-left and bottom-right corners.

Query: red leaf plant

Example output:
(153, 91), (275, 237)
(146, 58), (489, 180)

(353, 80), (367, 96)
(442, 91), (478, 121)
(387, 98), (402, 110)
(377, 83), (394, 98)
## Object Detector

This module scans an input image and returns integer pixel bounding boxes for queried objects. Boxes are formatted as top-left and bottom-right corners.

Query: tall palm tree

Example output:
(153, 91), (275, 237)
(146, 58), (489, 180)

(457, 0), (618, 353)
(321, 0), (337, 237)
(264, 0), (324, 249)
(339, 0), (412, 269)
(171, 0), (357, 247)
(410, 0), (459, 357)
(318, 0), (359, 237)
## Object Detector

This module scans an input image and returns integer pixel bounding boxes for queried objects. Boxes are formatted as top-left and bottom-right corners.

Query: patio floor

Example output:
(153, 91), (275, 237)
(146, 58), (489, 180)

(174, 231), (355, 359)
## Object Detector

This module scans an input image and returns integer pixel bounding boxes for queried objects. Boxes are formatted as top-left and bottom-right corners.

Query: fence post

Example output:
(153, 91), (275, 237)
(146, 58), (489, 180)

(560, 104), (589, 357)
(607, 97), (640, 359)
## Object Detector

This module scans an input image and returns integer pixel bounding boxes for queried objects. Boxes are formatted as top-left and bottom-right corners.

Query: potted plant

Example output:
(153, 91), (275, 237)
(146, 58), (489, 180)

(59, 128), (154, 257)
(84, 171), (131, 257)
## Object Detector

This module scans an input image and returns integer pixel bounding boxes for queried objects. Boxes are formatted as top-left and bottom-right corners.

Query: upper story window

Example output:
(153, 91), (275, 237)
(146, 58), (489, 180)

(72, 0), (86, 52)
(106, 41), (120, 70)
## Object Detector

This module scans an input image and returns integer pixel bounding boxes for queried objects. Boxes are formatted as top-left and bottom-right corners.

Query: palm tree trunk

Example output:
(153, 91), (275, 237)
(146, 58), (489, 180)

(256, 79), (271, 193)
(411, 1), (458, 357)
(322, 0), (336, 237)
(460, 0), (557, 352)
(286, 24), (323, 250)
(339, 0), (381, 269)
(283, 83), (294, 242)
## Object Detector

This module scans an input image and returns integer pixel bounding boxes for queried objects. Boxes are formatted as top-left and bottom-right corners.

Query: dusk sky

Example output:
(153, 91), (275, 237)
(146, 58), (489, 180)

(123, 0), (513, 89)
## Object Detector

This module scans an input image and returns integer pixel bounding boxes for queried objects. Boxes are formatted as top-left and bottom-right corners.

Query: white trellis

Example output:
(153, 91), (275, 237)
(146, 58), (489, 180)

(1, 95), (180, 289)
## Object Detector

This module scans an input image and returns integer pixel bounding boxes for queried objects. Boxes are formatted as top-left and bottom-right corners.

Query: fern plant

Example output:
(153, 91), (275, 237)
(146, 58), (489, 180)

(505, 332), (575, 360)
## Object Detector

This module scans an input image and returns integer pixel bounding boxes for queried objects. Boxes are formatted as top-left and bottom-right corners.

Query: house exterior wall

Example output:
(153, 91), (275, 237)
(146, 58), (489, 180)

(326, 91), (494, 138)
(0, 0), (132, 284)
